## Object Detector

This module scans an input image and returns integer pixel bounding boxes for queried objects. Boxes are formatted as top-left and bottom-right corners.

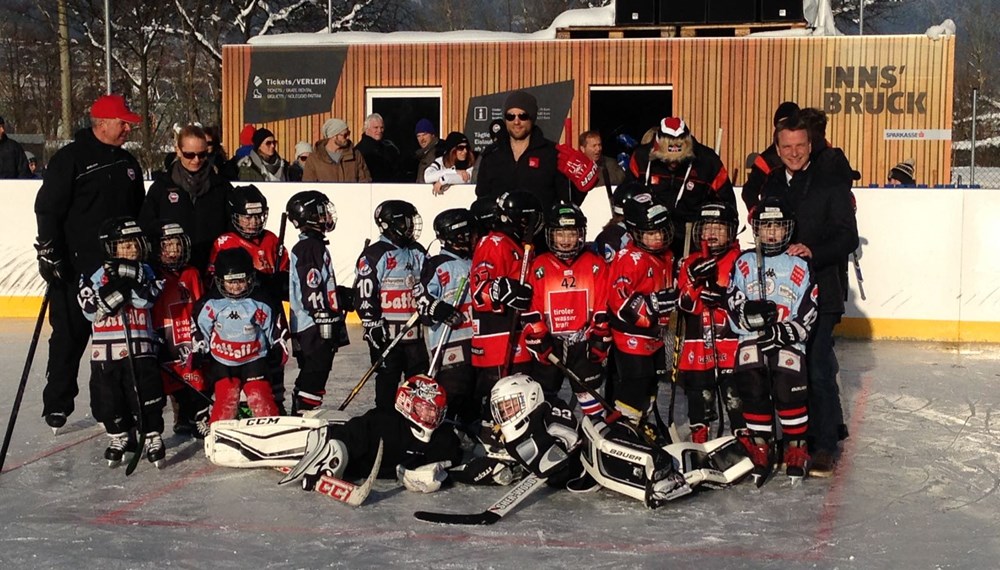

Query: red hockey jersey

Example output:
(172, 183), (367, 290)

(523, 250), (608, 340)
(607, 242), (675, 356)
(676, 243), (740, 372)
(470, 231), (532, 368)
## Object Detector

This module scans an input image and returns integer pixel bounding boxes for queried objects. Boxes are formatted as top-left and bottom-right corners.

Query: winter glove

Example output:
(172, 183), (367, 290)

(335, 285), (355, 313)
(429, 299), (464, 327)
(363, 321), (391, 353)
(759, 321), (801, 354)
(489, 277), (533, 312)
(556, 144), (598, 193)
(619, 293), (655, 328)
(524, 332), (554, 363)
(96, 279), (132, 317)
(447, 456), (521, 486)
(699, 281), (726, 308)
(397, 461), (452, 494)
(587, 329), (612, 362)
(649, 287), (680, 314)
(616, 133), (639, 151)
(312, 310), (343, 340)
(739, 299), (778, 331)
(104, 260), (147, 285)
(34, 240), (70, 284)
(686, 256), (718, 283)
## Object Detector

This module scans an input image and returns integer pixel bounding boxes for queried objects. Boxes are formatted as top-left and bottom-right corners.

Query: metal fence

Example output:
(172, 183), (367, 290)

(952, 88), (1000, 188)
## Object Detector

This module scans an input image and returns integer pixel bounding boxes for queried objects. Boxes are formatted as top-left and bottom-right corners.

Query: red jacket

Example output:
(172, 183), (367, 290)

(153, 265), (206, 393)
(470, 231), (532, 367)
(607, 243), (674, 356)
(676, 243), (740, 372)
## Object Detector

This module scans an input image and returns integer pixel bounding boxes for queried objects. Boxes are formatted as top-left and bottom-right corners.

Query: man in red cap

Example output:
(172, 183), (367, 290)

(33, 93), (146, 434)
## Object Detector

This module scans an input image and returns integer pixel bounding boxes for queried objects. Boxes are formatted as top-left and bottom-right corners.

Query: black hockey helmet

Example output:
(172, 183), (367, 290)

(611, 181), (649, 217)
(213, 247), (256, 299)
(433, 208), (473, 256)
(693, 202), (738, 255)
(98, 216), (149, 262)
(155, 221), (191, 270)
(286, 190), (337, 233)
(470, 195), (498, 238)
(229, 184), (269, 239)
(751, 196), (795, 256)
(374, 199), (422, 246)
(495, 191), (543, 243)
(544, 202), (587, 261)
(623, 192), (673, 254)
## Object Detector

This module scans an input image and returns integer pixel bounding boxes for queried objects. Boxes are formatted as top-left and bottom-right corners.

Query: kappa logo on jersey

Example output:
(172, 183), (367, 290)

(357, 256), (372, 276)
(629, 252), (642, 265)
(386, 255), (398, 270)
(168, 191), (179, 204)
(227, 311), (240, 320)
(790, 265), (806, 286)
(437, 269), (450, 288)
(217, 235), (231, 245)
(535, 267), (544, 279)
(306, 268), (322, 288)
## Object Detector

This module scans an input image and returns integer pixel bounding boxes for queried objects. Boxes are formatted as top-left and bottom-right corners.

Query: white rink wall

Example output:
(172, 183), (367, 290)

(3, 181), (999, 342)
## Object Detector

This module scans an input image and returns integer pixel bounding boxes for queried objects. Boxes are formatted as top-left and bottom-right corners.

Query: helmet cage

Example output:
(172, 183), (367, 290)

(157, 223), (191, 270)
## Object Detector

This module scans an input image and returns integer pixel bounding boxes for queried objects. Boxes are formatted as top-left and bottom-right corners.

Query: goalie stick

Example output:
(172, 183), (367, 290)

(413, 472), (547, 525)
(275, 439), (383, 507)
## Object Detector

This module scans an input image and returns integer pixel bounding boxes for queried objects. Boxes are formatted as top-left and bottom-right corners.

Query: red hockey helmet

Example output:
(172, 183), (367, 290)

(395, 375), (447, 443)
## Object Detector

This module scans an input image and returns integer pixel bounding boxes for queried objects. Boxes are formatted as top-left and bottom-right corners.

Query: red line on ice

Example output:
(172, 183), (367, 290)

(91, 463), (217, 524)
(0, 429), (103, 474)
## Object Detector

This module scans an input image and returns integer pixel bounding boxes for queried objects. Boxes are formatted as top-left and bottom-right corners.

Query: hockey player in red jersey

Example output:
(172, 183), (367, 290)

(522, 203), (610, 417)
(606, 193), (679, 431)
(151, 222), (208, 438)
(207, 184), (291, 413)
(675, 202), (745, 443)
(469, 191), (542, 410)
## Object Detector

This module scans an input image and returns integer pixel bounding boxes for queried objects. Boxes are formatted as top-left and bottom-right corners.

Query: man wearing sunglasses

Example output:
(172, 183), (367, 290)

(33, 94), (147, 433)
(475, 90), (579, 217)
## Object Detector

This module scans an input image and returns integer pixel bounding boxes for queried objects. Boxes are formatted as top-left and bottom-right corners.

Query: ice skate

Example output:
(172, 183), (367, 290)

(145, 432), (166, 469)
(738, 433), (773, 485)
(784, 440), (809, 485)
(689, 423), (709, 444)
(45, 412), (67, 435)
(104, 432), (130, 468)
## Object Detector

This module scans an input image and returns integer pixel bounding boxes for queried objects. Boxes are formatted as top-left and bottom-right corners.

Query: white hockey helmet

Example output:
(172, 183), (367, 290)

(490, 373), (544, 443)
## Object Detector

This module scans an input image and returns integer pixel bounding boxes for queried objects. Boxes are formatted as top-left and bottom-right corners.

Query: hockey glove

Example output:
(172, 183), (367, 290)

(739, 299), (778, 331)
(397, 461), (452, 494)
(556, 144), (599, 193)
(587, 315), (612, 362)
(649, 287), (680, 315)
(96, 279), (132, 317)
(362, 321), (391, 353)
(335, 285), (355, 313)
(489, 277), (533, 312)
(759, 321), (801, 353)
(34, 240), (70, 284)
(429, 299), (464, 328)
(699, 281), (726, 308)
(524, 332), (554, 363)
(686, 256), (718, 283)
(619, 293), (655, 328)
(312, 310), (343, 340)
(104, 260), (147, 285)
(447, 456), (520, 486)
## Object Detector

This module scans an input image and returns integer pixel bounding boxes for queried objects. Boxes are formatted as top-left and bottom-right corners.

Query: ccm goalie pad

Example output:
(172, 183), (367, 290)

(205, 413), (347, 468)
(580, 416), (692, 509)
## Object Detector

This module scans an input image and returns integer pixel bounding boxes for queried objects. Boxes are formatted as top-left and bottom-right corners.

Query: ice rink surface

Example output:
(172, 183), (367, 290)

(1, 320), (999, 569)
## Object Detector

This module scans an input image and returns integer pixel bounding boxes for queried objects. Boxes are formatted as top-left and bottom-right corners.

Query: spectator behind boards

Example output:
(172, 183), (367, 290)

(887, 159), (915, 185)
(0, 115), (31, 178)
(424, 131), (476, 195)
(237, 127), (289, 182)
(302, 118), (372, 183)
(355, 113), (402, 182)
(413, 118), (440, 183)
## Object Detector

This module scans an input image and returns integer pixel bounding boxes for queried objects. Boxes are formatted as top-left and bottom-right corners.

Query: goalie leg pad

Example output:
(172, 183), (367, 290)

(278, 429), (348, 487)
(205, 416), (331, 468)
(663, 435), (754, 488)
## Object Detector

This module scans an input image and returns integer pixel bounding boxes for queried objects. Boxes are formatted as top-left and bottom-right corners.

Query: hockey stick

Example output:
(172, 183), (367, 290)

(414, 472), (547, 525)
(276, 438), (383, 507)
(337, 311), (421, 411)
(276, 212), (288, 264)
(852, 252), (866, 300)
(159, 362), (214, 406)
(500, 243), (533, 378)
(0, 286), (50, 474)
(665, 222), (693, 443)
(121, 309), (145, 476)
(427, 277), (469, 378)
(753, 237), (777, 489)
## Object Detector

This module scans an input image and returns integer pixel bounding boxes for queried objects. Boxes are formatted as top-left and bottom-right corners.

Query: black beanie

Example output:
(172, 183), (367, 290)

(504, 90), (538, 119)
(773, 101), (800, 127)
(443, 131), (469, 153)
(252, 127), (274, 150)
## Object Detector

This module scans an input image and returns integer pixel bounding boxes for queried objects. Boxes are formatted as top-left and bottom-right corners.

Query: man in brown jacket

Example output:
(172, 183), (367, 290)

(302, 118), (372, 183)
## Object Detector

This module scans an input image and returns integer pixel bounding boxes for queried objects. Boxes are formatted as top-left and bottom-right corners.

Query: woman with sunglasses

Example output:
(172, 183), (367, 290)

(139, 124), (234, 272)
(423, 131), (476, 195)
(237, 127), (289, 182)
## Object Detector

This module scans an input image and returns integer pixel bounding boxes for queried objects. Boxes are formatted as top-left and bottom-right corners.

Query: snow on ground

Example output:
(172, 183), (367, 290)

(2, 322), (1000, 568)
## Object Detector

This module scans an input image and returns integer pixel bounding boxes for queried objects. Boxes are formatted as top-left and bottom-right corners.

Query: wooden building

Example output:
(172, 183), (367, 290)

(222, 34), (954, 185)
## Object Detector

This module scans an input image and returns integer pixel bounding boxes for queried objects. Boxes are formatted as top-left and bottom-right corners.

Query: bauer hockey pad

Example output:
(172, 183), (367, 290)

(579, 416), (692, 507)
(206, 416), (333, 468)
(413, 473), (548, 525)
(275, 439), (383, 507)
(663, 435), (754, 488)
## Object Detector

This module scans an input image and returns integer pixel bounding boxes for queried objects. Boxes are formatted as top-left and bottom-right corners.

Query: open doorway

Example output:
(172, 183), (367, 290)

(587, 86), (673, 170)
(366, 87), (442, 182)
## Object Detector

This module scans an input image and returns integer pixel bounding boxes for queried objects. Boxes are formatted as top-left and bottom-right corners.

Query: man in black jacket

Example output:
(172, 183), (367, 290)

(760, 113), (859, 477)
(33, 94), (146, 432)
(474, 90), (578, 211)
(354, 113), (401, 182)
(0, 116), (31, 179)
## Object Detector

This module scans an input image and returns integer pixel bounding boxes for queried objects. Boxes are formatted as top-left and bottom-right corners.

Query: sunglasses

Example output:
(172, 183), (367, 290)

(505, 112), (531, 121)
(263, 140), (277, 146)
(297, 155), (309, 162)
(455, 145), (469, 151)
(181, 151), (209, 160)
